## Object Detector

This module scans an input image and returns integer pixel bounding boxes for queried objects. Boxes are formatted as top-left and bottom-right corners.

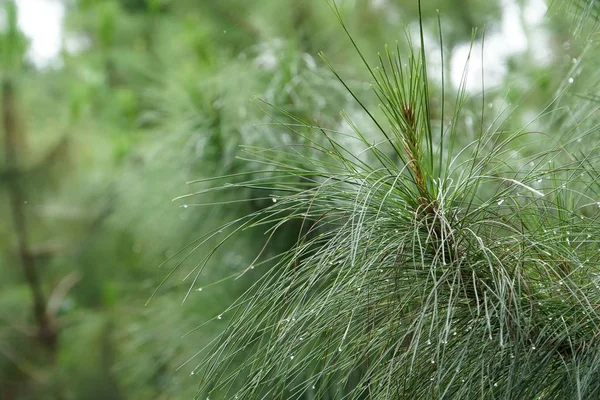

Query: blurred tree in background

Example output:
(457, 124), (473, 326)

(0, 0), (596, 399)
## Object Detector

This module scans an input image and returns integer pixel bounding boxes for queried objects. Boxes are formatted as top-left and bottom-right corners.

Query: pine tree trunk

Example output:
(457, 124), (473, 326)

(2, 78), (57, 352)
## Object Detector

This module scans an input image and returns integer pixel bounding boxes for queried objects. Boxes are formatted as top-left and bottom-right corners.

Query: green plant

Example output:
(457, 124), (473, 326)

(176, 1), (600, 399)
(555, 0), (600, 34)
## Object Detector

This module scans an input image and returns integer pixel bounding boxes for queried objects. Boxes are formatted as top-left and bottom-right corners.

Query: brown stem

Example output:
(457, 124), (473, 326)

(2, 78), (57, 351)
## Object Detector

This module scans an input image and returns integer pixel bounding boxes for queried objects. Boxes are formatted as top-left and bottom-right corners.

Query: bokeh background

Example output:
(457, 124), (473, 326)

(0, 0), (593, 398)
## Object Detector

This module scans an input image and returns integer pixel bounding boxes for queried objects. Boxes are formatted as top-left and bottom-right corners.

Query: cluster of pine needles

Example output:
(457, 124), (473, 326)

(166, 2), (600, 399)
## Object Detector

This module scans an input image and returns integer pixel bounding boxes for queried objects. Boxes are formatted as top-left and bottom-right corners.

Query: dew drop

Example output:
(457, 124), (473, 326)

(568, 77), (574, 84)
(531, 345), (536, 350)
(427, 339), (431, 345)
(494, 382), (498, 387)
(497, 199), (504, 205)
(272, 197), (277, 203)
(183, 204), (188, 208)
(290, 355), (294, 360)
(312, 385), (316, 389)
(196, 287), (203, 292)
(217, 314), (222, 320)
(431, 359), (435, 364)
(338, 347), (342, 352)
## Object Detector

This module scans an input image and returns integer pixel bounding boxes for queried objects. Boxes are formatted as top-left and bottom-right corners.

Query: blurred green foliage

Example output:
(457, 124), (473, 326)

(0, 0), (593, 398)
